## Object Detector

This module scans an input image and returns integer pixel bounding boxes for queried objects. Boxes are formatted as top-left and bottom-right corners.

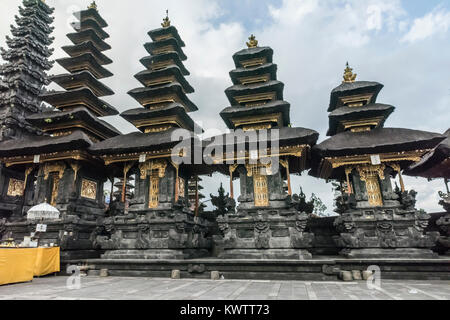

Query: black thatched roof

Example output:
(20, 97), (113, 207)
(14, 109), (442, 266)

(51, 70), (114, 97)
(62, 41), (112, 65)
(405, 129), (450, 178)
(140, 53), (189, 76)
(232, 46), (273, 68)
(313, 128), (445, 158)
(128, 82), (198, 112)
(229, 63), (277, 85)
(56, 53), (113, 79)
(41, 87), (119, 117)
(220, 100), (291, 129)
(71, 18), (109, 40)
(327, 103), (395, 136)
(205, 127), (319, 149)
(0, 130), (93, 157)
(89, 128), (197, 155)
(27, 107), (121, 138)
(148, 26), (186, 47)
(67, 29), (111, 52)
(329, 81), (383, 112)
(225, 80), (284, 106)
(134, 66), (194, 94)
(74, 8), (108, 28)
(144, 38), (187, 61)
(121, 103), (201, 133)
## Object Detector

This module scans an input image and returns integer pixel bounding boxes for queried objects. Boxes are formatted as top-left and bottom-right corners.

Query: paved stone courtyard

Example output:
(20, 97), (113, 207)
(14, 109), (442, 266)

(0, 277), (449, 300)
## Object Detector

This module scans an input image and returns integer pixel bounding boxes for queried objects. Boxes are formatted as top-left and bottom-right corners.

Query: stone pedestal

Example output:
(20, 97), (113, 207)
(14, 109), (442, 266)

(2, 216), (101, 260)
(213, 208), (314, 260)
(436, 192), (450, 255)
(333, 205), (440, 259)
(96, 204), (211, 260)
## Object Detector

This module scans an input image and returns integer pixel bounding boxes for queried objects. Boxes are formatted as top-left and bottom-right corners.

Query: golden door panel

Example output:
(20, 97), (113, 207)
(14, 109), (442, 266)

(7, 178), (25, 197)
(81, 179), (97, 200)
(254, 174), (269, 207)
(365, 176), (383, 206)
(149, 175), (160, 209)
(50, 175), (60, 207)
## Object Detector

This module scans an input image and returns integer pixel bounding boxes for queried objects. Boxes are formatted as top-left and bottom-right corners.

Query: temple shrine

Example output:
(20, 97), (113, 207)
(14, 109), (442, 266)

(0, 0), (54, 219)
(88, 11), (211, 260)
(208, 35), (319, 259)
(310, 63), (446, 258)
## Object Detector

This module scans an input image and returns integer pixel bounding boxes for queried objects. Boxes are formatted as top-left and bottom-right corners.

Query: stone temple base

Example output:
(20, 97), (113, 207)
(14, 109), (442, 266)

(339, 248), (438, 259)
(218, 249), (312, 260)
(102, 249), (186, 260)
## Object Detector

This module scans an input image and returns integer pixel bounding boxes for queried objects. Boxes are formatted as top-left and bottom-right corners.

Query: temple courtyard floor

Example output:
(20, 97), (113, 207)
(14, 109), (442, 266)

(0, 276), (449, 300)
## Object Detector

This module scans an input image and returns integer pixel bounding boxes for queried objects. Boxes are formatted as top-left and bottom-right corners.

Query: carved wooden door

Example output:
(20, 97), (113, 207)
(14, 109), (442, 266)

(365, 175), (383, 207)
(254, 172), (269, 207)
(149, 171), (160, 209)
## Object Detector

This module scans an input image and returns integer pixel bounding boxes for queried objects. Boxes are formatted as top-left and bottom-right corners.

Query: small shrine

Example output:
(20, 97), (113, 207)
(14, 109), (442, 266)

(89, 12), (211, 259)
(208, 35), (319, 259)
(310, 63), (446, 258)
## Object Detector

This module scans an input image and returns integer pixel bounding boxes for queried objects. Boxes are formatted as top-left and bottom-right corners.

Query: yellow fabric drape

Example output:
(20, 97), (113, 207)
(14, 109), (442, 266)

(34, 247), (60, 277)
(0, 248), (37, 286)
(0, 247), (60, 286)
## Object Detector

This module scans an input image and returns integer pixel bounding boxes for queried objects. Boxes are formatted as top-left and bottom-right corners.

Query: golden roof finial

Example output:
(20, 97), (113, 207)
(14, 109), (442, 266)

(343, 62), (357, 83)
(88, 1), (98, 11)
(162, 10), (171, 28)
(246, 34), (258, 48)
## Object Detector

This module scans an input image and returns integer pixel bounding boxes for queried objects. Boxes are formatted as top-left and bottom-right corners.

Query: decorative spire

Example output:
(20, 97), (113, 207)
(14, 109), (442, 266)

(162, 10), (171, 28)
(343, 62), (357, 83)
(88, 1), (98, 11)
(246, 34), (258, 48)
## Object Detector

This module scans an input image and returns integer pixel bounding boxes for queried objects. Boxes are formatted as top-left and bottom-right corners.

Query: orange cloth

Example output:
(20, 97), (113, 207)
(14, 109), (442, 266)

(0, 248), (37, 286)
(34, 247), (60, 277)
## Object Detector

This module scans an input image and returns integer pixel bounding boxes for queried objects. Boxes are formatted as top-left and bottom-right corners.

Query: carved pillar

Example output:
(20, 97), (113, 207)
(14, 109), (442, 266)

(279, 159), (292, 196)
(69, 161), (81, 190)
(195, 176), (199, 217)
(390, 163), (405, 192)
(122, 162), (134, 203)
(345, 167), (353, 194)
(229, 164), (238, 199)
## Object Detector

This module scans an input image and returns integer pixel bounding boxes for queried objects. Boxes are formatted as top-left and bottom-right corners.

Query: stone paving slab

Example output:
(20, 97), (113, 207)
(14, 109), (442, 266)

(0, 277), (449, 300)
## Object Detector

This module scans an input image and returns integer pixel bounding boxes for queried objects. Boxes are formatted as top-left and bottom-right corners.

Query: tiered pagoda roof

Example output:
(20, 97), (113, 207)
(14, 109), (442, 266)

(91, 12), (201, 161)
(209, 36), (319, 177)
(36, 2), (119, 141)
(0, 2), (120, 164)
(220, 36), (291, 130)
(0, 0), (55, 139)
(310, 64), (446, 179)
(121, 13), (198, 133)
(188, 177), (206, 213)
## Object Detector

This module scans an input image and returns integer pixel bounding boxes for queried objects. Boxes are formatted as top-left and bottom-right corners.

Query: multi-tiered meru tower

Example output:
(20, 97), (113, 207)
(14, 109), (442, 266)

(0, 0), (54, 219)
(210, 35), (319, 259)
(89, 13), (211, 259)
(0, 2), (120, 219)
(310, 64), (445, 258)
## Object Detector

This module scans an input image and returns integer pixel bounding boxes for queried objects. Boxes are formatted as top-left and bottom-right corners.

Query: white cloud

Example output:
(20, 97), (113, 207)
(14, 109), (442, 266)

(402, 7), (450, 43)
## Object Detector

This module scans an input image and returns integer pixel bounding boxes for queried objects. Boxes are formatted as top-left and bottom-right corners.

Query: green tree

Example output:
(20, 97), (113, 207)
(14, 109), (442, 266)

(210, 183), (233, 216)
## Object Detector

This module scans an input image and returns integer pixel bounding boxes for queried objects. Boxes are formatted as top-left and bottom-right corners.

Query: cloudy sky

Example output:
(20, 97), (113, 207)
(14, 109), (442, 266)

(1, 0), (449, 213)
